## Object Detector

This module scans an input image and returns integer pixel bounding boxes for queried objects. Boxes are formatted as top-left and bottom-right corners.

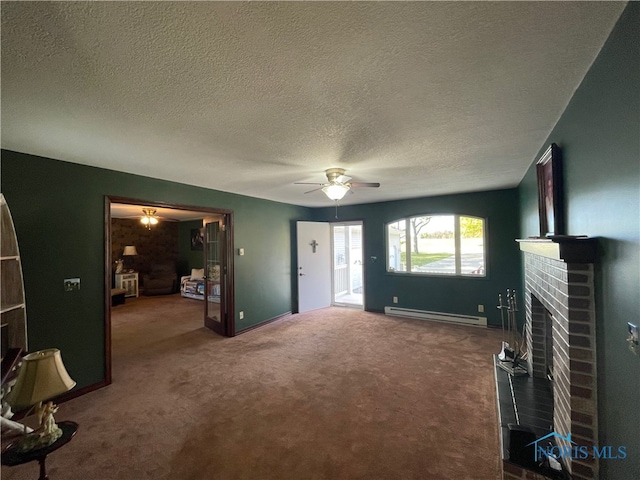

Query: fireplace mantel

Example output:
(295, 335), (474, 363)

(516, 237), (597, 263)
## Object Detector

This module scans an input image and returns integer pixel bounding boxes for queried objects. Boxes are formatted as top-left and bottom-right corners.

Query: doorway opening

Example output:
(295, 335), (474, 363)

(296, 220), (366, 313)
(331, 222), (364, 308)
(104, 196), (234, 385)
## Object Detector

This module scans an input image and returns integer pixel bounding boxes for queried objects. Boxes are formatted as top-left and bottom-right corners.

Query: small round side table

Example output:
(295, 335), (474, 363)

(2, 421), (78, 480)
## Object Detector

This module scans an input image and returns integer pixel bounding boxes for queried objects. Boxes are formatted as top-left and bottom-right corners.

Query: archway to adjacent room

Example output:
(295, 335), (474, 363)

(103, 196), (234, 385)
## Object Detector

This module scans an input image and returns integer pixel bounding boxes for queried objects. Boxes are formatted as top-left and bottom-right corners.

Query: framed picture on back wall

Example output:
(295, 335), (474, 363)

(536, 143), (564, 237)
(191, 228), (204, 250)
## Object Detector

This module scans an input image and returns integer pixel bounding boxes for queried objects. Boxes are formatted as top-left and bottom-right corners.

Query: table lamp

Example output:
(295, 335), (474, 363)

(122, 245), (138, 272)
(6, 349), (76, 452)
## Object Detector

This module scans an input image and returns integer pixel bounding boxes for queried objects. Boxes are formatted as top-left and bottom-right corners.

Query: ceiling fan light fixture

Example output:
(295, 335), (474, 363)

(322, 184), (349, 201)
(141, 208), (159, 229)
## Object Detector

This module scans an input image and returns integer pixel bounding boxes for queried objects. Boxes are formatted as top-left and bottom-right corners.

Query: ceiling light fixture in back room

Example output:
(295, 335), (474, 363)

(140, 208), (159, 230)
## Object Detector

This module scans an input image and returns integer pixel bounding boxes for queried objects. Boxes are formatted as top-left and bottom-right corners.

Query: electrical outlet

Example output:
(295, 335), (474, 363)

(64, 278), (80, 291)
(393, 296), (398, 304)
(239, 311), (244, 320)
(478, 304), (485, 313)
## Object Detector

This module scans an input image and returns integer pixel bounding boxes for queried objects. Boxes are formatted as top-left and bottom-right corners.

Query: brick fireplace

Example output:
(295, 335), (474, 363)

(517, 237), (598, 480)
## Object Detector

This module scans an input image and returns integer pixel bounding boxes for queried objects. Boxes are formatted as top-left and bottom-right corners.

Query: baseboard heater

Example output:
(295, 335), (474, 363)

(384, 306), (487, 327)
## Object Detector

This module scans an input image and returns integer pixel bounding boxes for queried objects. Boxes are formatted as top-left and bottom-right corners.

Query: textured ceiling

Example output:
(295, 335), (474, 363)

(110, 203), (210, 222)
(1, 1), (626, 207)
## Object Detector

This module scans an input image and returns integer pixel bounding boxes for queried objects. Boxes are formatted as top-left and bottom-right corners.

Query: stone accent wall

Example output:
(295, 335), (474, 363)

(522, 252), (598, 480)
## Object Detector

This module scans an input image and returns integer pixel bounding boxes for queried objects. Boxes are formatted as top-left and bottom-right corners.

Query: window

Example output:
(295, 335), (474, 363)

(386, 215), (486, 276)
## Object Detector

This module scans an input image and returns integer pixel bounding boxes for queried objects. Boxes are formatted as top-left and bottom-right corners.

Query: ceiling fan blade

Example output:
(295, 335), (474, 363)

(294, 182), (326, 186)
(349, 182), (380, 188)
(304, 187), (324, 194)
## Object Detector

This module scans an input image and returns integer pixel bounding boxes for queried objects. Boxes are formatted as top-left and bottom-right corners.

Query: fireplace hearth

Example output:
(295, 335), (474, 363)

(496, 237), (598, 480)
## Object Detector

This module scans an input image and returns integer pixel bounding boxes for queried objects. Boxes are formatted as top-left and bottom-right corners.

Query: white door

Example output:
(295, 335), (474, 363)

(297, 221), (331, 313)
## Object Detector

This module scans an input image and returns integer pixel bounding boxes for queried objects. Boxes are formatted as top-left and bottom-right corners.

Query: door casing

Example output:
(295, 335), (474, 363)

(331, 221), (365, 309)
(104, 196), (234, 386)
(296, 219), (366, 313)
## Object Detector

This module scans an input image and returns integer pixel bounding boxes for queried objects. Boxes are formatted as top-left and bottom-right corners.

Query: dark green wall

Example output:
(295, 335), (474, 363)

(519, 4), (639, 478)
(312, 188), (521, 326)
(178, 219), (206, 277)
(1, 151), (311, 389)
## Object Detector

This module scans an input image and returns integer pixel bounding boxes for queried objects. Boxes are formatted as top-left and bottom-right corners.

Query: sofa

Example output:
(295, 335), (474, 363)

(180, 267), (220, 302)
(142, 262), (178, 295)
(180, 268), (205, 300)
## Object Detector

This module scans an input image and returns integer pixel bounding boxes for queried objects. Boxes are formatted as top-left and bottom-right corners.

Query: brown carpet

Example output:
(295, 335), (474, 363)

(2, 294), (502, 480)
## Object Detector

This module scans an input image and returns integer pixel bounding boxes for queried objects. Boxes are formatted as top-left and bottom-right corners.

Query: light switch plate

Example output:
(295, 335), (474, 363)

(628, 322), (639, 356)
(628, 322), (638, 344)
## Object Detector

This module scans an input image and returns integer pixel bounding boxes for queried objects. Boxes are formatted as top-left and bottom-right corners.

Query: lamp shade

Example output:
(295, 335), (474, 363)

(123, 245), (138, 256)
(6, 349), (76, 410)
(322, 184), (349, 200)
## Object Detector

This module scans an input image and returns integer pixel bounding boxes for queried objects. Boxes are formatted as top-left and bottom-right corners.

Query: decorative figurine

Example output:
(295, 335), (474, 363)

(16, 401), (63, 452)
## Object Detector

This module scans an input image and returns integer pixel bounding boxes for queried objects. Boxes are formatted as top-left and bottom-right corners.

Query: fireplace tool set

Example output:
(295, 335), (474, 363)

(497, 289), (528, 376)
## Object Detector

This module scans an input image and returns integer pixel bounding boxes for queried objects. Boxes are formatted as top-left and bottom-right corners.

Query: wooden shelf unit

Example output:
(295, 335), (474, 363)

(1, 194), (27, 360)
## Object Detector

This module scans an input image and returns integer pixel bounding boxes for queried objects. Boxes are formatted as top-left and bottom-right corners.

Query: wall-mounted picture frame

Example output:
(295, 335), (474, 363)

(536, 143), (564, 237)
(191, 228), (204, 250)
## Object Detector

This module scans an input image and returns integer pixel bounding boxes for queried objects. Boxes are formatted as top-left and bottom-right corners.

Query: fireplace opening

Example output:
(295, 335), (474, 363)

(530, 295), (555, 383)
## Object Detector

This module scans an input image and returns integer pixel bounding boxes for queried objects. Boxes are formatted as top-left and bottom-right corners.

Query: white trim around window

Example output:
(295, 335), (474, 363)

(386, 214), (486, 277)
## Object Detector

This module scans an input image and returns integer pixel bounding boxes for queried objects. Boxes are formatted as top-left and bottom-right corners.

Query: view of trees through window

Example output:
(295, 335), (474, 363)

(387, 215), (485, 276)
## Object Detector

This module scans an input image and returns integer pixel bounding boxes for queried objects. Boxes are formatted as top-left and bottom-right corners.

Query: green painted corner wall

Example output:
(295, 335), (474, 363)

(178, 220), (206, 277)
(519, 3), (639, 478)
(312, 188), (522, 326)
(0, 151), (311, 388)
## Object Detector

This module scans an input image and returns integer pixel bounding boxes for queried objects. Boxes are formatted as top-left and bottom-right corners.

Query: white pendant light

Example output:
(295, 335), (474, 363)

(322, 184), (349, 201)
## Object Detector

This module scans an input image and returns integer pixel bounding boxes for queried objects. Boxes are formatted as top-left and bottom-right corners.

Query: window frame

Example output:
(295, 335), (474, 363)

(385, 214), (487, 278)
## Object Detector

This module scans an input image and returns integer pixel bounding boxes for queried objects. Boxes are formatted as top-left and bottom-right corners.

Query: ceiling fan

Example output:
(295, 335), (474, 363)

(117, 207), (180, 230)
(140, 208), (160, 230)
(295, 168), (380, 201)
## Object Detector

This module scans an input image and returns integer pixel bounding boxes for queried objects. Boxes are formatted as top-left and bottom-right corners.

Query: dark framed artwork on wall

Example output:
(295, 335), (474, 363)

(536, 143), (564, 237)
(191, 228), (204, 250)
